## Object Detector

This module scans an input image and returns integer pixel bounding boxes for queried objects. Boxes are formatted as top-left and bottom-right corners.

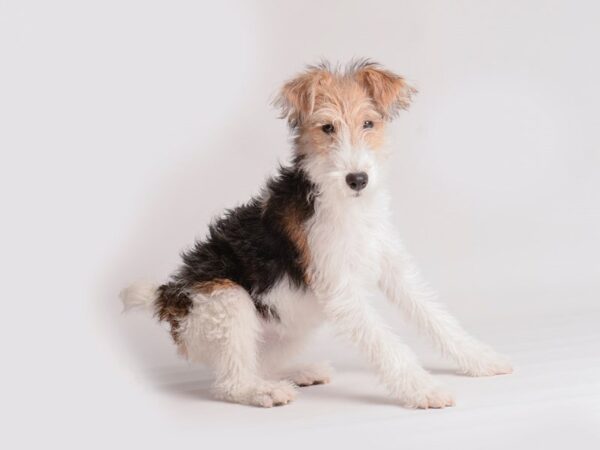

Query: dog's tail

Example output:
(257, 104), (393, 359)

(120, 281), (159, 313)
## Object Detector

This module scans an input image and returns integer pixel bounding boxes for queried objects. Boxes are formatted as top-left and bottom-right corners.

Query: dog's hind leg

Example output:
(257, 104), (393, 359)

(256, 285), (330, 387)
(179, 283), (297, 407)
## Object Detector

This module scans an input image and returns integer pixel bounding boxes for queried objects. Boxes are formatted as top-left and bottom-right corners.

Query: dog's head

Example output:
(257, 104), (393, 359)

(275, 59), (415, 200)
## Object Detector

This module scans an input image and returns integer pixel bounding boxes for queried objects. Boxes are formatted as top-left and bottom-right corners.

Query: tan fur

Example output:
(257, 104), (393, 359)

(281, 205), (312, 285)
(355, 64), (416, 119)
(155, 291), (193, 344)
(193, 278), (239, 295)
(276, 67), (332, 128)
(276, 61), (414, 157)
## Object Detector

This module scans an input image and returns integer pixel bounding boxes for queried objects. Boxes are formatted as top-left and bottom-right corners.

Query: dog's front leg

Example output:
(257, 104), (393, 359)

(379, 239), (513, 376)
(318, 286), (454, 408)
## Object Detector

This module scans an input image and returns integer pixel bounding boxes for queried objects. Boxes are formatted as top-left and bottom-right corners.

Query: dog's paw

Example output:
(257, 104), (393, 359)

(400, 384), (455, 409)
(460, 349), (513, 377)
(287, 362), (332, 387)
(215, 380), (297, 408)
(249, 381), (297, 407)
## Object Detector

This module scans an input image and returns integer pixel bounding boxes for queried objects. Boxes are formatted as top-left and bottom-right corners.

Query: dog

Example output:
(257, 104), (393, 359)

(121, 59), (512, 409)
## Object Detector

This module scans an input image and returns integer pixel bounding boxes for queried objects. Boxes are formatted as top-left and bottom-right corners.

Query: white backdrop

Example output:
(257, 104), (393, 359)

(1, 1), (599, 449)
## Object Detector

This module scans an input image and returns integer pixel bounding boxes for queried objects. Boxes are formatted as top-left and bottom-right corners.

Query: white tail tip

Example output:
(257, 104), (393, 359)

(120, 281), (159, 312)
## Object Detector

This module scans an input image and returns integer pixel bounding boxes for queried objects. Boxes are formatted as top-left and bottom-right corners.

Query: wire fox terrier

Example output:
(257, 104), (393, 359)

(121, 60), (512, 409)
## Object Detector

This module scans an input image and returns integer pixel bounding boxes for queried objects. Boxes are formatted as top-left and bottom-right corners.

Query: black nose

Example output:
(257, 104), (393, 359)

(345, 172), (369, 191)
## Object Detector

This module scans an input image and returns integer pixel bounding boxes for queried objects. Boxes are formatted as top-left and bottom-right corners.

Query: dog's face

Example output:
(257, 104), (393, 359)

(276, 61), (415, 200)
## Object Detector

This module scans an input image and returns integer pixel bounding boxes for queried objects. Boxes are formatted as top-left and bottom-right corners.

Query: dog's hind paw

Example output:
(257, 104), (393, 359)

(286, 362), (332, 387)
(401, 385), (456, 409)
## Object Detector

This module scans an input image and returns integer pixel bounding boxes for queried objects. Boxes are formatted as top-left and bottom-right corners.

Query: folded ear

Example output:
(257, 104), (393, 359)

(274, 67), (331, 128)
(354, 62), (416, 120)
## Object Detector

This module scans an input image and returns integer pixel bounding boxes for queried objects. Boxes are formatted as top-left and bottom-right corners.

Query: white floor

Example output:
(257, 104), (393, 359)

(106, 306), (600, 450)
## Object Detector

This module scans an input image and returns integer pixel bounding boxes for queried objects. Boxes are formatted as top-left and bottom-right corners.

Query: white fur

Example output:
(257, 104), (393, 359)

(278, 362), (333, 386)
(176, 285), (298, 407)
(300, 126), (387, 202)
(257, 279), (325, 379)
(120, 281), (158, 312)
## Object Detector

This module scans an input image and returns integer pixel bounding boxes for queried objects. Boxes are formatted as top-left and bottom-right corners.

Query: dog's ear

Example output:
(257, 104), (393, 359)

(355, 62), (416, 120)
(275, 67), (331, 128)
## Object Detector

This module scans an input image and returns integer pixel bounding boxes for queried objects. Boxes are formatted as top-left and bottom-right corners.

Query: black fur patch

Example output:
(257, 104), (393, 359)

(156, 159), (316, 330)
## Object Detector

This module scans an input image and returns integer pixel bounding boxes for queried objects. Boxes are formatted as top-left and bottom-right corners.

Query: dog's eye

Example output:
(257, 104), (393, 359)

(321, 123), (335, 134)
(363, 120), (374, 129)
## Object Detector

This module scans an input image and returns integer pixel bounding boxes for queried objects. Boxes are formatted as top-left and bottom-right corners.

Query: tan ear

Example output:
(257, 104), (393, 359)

(355, 62), (416, 120)
(274, 67), (331, 128)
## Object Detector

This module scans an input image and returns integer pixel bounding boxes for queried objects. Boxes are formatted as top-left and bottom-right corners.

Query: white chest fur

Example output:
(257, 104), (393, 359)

(259, 191), (392, 341)
(306, 190), (391, 295)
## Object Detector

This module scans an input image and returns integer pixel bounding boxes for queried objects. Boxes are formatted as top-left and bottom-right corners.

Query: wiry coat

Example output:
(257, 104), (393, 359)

(121, 60), (512, 409)
(156, 161), (316, 339)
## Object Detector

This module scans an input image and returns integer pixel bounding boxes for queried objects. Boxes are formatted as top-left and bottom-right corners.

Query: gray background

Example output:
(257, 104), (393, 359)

(1, 1), (598, 448)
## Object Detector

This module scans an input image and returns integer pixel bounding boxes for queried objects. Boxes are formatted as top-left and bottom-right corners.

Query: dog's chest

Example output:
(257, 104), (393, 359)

(305, 199), (387, 286)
